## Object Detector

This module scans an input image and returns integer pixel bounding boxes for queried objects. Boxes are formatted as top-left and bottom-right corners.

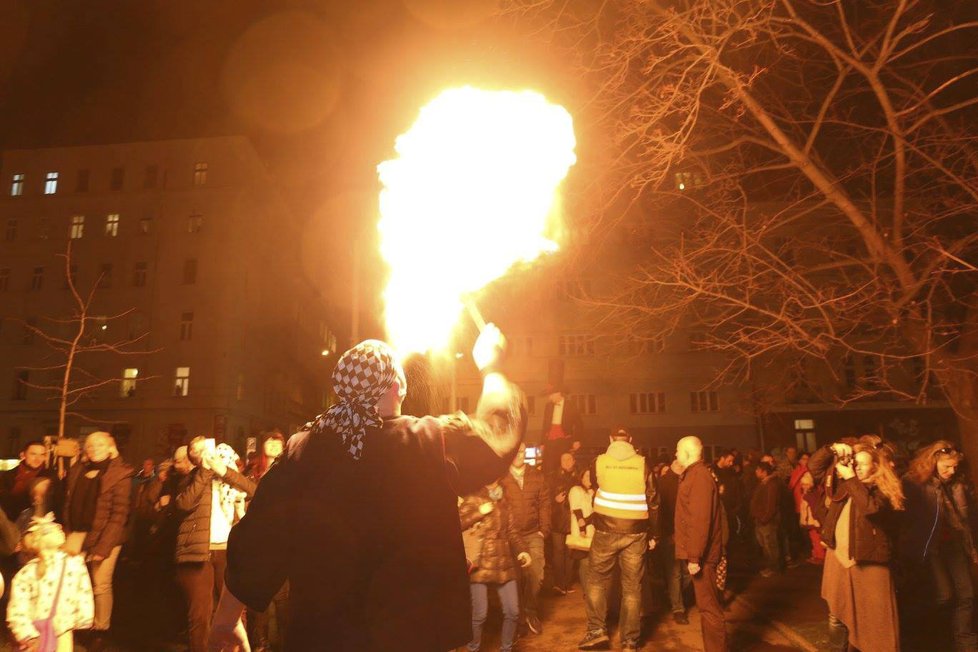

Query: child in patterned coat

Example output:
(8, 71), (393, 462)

(6, 513), (93, 651)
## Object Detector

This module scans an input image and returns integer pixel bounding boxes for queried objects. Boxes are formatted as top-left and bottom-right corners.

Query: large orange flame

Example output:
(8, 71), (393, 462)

(378, 86), (576, 354)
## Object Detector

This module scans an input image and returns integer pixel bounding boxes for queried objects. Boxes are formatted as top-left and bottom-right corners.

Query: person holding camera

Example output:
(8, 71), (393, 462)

(809, 441), (904, 652)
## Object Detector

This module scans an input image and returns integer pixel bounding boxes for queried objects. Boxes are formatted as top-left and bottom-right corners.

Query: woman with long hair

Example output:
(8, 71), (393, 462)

(809, 441), (904, 652)
(901, 440), (978, 651)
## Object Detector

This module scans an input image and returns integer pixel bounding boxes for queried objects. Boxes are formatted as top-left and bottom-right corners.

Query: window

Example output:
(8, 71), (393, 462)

(10, 173), (24, 196)
(38, 218), (50, 240)
(559, 334), (594, 356)
(0, 268), (9, 291)
(187, 213), (203, 233)
(794, 419), (817, 451)
(174, 367), (190, 397)
(143, 165), (158, 189)
(690, 391), (719, 413)
(70, 215), (85, 239)
(843, 356), (857, 388)
(30, 267), (44, 291)
(139, 215), (152, 234)
(76, 169), (90, 192)
(569, 393), (597, 415)
(12, 371), (28, 400)
(98, 263), (113, 288)
(64, 265), (77, 289)
(179, 312), (193, 341)
(104, 214), (119, 237)
(110, 167), (124, 191)
(863, 355), (880, 387)
(630, 392), (666, 414)
(120, 368), (139, 397)
(132, 261), (147, 287)
(194, 162), (208, 186)
(4, 218), (16, 242)
(630, 335), (665, 355)
(44, 172), (58, 195)
(183, 258), (197, 284)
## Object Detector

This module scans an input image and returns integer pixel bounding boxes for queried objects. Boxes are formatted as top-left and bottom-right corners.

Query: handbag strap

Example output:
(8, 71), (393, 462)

(46, 557), (68, 619)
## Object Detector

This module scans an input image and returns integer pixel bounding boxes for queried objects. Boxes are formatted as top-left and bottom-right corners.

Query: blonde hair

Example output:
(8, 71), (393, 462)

(907, 440), (963, 486)
(853, 444), (905, 510)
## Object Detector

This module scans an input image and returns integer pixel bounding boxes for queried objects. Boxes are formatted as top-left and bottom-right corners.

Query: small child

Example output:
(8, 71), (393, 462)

(7, 513), (93, 652)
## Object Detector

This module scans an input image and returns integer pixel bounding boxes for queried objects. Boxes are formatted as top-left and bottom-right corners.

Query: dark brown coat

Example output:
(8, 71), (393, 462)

(459, 492), (528, 585)
(808, 446), (896, 564)
(500, 466), (552, 538)
(750, 476), (781, 525)
(63, 456), (134, 558)
(675, 460), (724, 564)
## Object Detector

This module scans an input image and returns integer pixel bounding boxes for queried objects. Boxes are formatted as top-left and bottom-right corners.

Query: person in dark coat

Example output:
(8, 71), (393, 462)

(550, 452), (579, 595)
(63, 431), (134, 646)
(675, 436), (728, 652)
(210, 326), (524, 652)
(459, 482), (531, 652)
(0, 440), (58, 522)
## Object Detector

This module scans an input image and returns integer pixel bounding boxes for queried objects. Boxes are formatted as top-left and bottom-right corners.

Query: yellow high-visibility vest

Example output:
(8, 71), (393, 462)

(593, 448), (648, 521)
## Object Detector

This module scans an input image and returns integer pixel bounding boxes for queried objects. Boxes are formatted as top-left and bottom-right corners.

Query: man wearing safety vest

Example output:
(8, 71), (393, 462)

(577, 428), (659, 652)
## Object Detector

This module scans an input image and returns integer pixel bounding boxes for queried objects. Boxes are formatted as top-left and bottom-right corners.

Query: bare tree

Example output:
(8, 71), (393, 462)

(17, 241), (156, 440)
(505, 2), (978, 454)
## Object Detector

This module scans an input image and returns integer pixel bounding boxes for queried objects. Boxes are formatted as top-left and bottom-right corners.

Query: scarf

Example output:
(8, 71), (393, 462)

(304, 339), (402, 460)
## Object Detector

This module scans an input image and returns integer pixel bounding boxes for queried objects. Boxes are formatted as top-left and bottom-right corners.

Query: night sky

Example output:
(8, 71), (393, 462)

(0, 0), (573, 332)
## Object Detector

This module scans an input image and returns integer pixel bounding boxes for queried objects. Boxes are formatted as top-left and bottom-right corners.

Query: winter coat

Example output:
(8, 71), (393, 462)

(657, 462), (683, 539)
(900, 474), (978, 563)
(808, 446), (897, 564)
(173, 466), (255, 563)
(500, 465), (552, 538)
(675, 460), (725, 564)
(7, 551), (93, 642)
(750, 476), (781, 526)
(63, 457), (134, 558)
(550, 469), (578, 535)
(459, 491), (528, 585)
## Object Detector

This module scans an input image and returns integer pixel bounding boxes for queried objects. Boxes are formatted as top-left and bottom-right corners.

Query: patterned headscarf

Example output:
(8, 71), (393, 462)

(304, 339), (403, 460)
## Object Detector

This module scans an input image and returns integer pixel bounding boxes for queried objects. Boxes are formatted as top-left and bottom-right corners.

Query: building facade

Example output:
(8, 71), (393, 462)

(0, 137), (339, 461)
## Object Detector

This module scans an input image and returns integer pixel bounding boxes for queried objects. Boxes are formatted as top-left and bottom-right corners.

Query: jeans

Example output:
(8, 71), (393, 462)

(467, 581), (520, 652)
(930, 539), (978, 650)
(552, 532), (575, 590)
(755, 522), (783, 573)
(176, 550), (227, 652)
(584, 530), (646, 645)
(66, 531), (121, 631)
(659, 536), (691, 613)
(518, 533), (545, 618)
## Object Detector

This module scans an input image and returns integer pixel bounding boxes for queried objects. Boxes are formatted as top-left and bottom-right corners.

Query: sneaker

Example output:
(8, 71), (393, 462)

(672, 611), (689, 625)
(577, 630), (610, 650)
(526, 614), (543, 635)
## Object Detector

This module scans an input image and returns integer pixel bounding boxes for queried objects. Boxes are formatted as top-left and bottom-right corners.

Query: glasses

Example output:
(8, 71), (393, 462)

(934, 446), (960, 457)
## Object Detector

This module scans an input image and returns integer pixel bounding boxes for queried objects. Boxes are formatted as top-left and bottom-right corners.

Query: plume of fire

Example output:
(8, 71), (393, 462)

(377, 86), (576, 354)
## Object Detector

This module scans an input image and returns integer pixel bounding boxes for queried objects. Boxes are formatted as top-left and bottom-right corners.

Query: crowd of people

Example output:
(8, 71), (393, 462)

(0, 345), (974, 651)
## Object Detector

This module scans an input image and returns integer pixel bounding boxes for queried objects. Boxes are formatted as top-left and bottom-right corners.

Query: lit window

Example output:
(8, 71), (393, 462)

(133, 261), (147, 287)
(630, 392), (666, 414)
(110, 167), (124, 191)
(674, 171), (705, 191)
(174, 367), (191, 396)
(690, 391), (719, 413)
(194, 162), (208, 186)
(121, 368), (139, 397)
(10, 173), (24, 196)
(144, 165), (158, 189)
(139, 215), (152, 234)
(4, 219), (16, 242)
(70, 215), (85, 239)
(794, 419), (815, 430)
(104, 213), (120, 237)
(98, 263), (113, 288)
(188, 213), (203, 233)
(76, 169), (90, 192)
(183, 258), (197, 284)
(0, 268), (9, 291)
(44, 172), (58, 195)
(180, 311), (193, 341)
(30, 267), (44, 291)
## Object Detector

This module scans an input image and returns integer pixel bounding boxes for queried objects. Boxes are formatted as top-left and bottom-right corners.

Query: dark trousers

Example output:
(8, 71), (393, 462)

(551, 532), (575, 590)
(930, 540), (978, 650)
(755, 522), (784, 573)
(690, 562), (728, 652)
(176, 550), (227, 652)
(247, 581), (290, 650)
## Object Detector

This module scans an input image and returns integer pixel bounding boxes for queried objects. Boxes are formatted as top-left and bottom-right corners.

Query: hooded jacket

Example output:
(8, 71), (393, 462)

(589, 440), (659, 537)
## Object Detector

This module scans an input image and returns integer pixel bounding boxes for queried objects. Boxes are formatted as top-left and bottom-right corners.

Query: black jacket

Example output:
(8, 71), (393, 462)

(225, 408), (522, 652)
(173, 466), (255, 563)
(500, 466), (552, 538)
(459, 491), (527, 585)
(0, 463), (60, 522)
(64, 457), (134, 558)
(550, 468), (578, 535)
